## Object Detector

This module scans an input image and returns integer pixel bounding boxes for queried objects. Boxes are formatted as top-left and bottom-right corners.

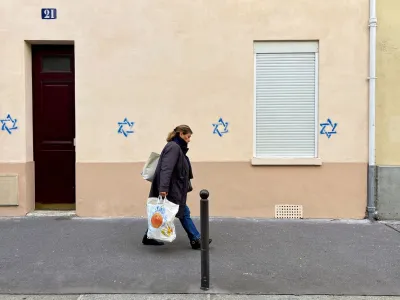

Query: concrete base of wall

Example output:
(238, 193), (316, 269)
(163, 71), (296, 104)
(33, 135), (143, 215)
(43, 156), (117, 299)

(377, 166), (400, 220)
(0, 162), (368, 219)
(76, 162), (367, 219)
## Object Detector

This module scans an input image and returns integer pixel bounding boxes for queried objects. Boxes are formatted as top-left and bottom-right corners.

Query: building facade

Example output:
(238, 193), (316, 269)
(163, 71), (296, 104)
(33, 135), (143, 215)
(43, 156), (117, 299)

(0, 0), (369, 218)
(376, 0), (400, 220)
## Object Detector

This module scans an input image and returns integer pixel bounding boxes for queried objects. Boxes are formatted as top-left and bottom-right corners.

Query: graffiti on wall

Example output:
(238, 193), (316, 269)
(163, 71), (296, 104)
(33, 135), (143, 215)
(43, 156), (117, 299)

(1, 114), (18, 135)
(118, 118), (135, 137)
(319, 118), (337, 139)
(213, 117), (229, 137)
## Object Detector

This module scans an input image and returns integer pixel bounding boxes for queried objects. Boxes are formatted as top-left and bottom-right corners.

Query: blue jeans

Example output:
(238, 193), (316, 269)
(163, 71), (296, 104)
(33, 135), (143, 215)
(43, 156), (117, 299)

(179, 205), (201, 241)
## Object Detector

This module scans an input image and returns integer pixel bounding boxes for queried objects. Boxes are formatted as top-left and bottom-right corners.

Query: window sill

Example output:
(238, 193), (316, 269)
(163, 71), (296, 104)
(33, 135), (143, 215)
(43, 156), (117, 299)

(251, 157), (322, 166)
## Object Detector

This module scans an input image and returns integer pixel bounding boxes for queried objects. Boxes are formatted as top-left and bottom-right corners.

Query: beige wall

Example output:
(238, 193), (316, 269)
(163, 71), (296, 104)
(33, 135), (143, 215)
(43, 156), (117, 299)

(376, 0), (400, 165)
(0, 0), (369, 218)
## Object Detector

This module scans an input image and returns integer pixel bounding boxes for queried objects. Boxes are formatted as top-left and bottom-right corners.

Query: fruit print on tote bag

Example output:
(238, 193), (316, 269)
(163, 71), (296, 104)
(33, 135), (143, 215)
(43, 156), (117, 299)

(146, 196), (179, 243)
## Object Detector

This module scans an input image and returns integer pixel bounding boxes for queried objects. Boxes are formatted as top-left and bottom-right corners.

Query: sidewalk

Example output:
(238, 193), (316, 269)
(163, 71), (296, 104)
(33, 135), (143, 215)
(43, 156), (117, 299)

(0, 217), (399, 295)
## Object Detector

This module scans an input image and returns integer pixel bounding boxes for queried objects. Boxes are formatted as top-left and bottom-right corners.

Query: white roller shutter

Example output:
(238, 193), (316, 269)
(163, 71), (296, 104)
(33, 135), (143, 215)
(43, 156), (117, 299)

(254, 46), (317, 158)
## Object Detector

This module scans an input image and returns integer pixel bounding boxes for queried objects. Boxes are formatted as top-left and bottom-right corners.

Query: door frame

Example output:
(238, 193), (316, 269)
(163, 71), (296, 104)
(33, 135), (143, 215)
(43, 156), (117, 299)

(29, 42), (76, 210)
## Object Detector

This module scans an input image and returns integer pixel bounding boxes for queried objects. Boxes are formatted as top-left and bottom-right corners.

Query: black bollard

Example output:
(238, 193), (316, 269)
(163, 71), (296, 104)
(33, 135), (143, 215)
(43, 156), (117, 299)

(200, 189), (210, 290)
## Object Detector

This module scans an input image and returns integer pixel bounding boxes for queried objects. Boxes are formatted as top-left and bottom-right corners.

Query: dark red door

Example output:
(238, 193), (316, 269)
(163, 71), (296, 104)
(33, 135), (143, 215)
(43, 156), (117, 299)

(32, 45), (75, 205)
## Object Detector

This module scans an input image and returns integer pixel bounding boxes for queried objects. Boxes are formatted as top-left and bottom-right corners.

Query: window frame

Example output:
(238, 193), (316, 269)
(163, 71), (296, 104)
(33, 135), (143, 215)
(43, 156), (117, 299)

(252, 41), (319, 160)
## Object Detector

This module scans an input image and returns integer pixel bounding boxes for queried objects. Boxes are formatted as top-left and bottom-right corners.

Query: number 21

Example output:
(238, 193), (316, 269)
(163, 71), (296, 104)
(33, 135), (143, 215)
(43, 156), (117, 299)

(43, 9), (55, 19)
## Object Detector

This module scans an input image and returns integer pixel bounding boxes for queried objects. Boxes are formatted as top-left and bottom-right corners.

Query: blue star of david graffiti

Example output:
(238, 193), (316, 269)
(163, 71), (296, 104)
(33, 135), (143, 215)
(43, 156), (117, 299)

(212, 117), (229, 137)
(320, 118), (337, 139)
(118, 118), (135, 137)
(0, 114), (18, 135)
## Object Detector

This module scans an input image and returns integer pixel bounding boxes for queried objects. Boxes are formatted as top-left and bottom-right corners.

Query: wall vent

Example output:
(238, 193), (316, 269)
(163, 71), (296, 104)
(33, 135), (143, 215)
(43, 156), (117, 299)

(275, 204), (303, 219)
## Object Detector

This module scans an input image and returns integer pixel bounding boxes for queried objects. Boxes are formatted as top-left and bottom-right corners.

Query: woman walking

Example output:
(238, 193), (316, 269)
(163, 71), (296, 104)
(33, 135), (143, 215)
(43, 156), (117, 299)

(142, 125), (212, 250)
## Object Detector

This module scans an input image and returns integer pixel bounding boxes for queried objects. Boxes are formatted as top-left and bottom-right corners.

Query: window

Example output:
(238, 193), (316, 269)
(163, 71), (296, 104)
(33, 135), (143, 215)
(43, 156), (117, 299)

(254, 41), (318, 159)
(42, 56), (71, 72)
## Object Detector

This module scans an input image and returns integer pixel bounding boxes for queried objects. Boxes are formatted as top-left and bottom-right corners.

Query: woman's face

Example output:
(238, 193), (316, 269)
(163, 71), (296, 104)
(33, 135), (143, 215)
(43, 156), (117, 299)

(180, 132), (192, 144)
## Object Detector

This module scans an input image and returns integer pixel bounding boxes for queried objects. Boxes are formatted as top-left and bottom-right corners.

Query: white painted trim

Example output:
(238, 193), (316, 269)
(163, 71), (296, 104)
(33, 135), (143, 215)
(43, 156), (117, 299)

(254, 41), (319, 54)
(251, 157), (322, 166)
(368, 0), (377, 166)
(253, 52), (257, 158)
(367, 0), (377, 218)
(314, 52), (319, 158)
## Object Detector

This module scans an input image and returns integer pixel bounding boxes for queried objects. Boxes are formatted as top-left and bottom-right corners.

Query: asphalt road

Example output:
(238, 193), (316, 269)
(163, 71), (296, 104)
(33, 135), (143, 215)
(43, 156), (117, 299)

(0, 217), (399, 295)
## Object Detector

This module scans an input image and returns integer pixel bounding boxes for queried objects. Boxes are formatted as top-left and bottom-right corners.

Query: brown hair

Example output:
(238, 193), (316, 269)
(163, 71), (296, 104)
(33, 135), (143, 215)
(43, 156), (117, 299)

(166, 125), (193, 142)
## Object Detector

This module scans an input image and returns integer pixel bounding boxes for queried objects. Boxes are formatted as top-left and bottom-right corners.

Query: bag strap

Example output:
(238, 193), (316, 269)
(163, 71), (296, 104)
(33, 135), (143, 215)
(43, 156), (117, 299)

(157, 196), (166, 205)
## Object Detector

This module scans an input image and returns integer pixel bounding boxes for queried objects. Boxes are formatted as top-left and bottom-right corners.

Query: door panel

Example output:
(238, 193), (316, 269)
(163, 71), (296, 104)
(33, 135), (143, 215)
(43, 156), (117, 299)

(32, 45), (75, 205)
(41, 82), (75, 143)
(35, 151), (75, 204)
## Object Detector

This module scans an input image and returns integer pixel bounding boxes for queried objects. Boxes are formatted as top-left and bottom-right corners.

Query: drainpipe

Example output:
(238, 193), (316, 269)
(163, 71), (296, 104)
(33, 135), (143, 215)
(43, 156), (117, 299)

(367, 0), (377, 220)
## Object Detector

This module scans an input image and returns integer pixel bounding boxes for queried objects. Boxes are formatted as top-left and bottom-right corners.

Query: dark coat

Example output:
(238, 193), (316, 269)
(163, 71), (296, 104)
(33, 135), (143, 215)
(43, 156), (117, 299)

(149, 141), (193, 218)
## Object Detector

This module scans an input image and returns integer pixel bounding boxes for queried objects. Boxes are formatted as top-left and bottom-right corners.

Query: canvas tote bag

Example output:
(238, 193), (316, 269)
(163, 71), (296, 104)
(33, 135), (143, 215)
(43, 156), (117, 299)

(141, 152), (160, 182)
